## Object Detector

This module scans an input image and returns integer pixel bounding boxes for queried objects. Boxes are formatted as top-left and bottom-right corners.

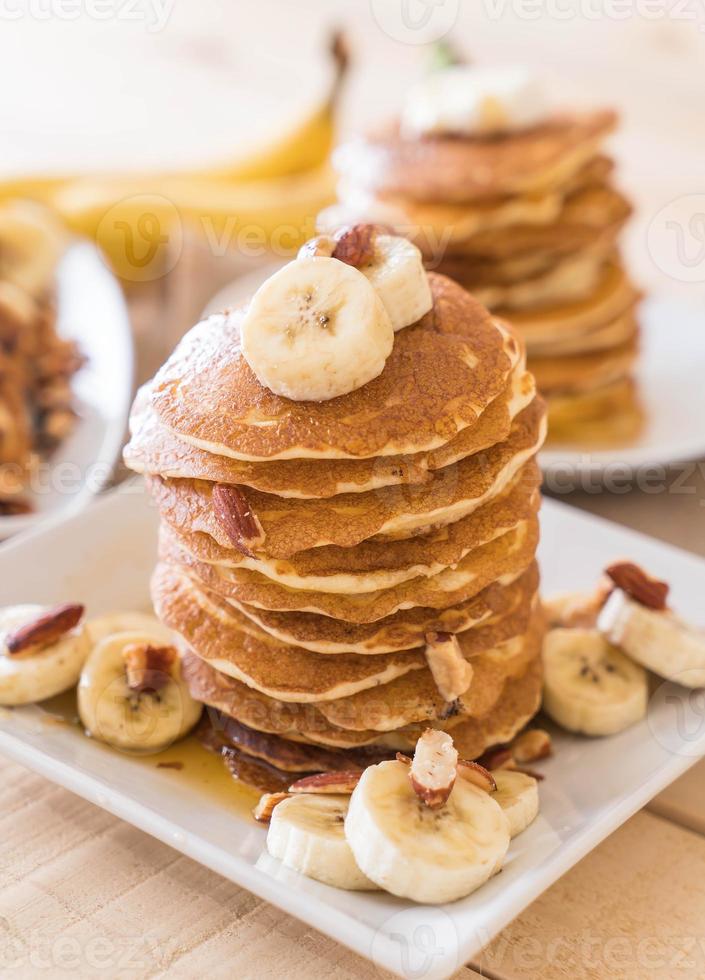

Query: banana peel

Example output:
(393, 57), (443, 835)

(52, 166), (336, 283)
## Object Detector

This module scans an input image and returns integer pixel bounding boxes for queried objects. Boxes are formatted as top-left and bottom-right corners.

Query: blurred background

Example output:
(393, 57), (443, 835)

(2, 0), (704, 545)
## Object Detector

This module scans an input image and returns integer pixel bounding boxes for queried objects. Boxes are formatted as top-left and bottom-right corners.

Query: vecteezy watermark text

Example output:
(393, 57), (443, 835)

(0, 0), (173, 31)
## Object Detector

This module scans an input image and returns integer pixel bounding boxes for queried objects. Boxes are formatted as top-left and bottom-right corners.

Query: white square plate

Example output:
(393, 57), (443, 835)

(1, 483), (705, 980)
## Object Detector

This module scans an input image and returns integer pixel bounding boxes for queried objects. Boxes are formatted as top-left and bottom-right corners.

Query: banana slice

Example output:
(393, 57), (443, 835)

(492, 770), (539, 838)
(266, 793), (379, 891)
(401, 65), (546, 139)
(361, 235), (433, 332)
(86, 612), (174, 647)
(0, 201), (67, 296)
(599, 590), (705, 688)
(345, 759), (510, 904)
(0, 604), (89, 706)
(240, 256), (394, 402)
(543, 628), (648, 736)
(77, 630), (202, 753)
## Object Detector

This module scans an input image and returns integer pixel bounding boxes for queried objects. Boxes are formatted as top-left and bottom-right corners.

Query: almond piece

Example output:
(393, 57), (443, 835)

(288, 770), (364, 795)
(478, 746), (516, 771)
(605, 561), (669, 611)
(253, 791), (291, 823)
(212, 484), (265, 558)
(332, 224), (377, 268)
(298, 235), (336, 259)
(409, 729), (458, 809)
(511, 728), (552, 764)
(123, 643), (176, 694)
(424, 631), (473, 702)
(5, 603), (84, 655)
(457, 759), (496, 793)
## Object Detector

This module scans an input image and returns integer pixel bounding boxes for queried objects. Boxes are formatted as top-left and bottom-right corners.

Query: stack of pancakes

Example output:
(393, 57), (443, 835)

(326, 110), (642, 445)
(124, 273), (547, 792)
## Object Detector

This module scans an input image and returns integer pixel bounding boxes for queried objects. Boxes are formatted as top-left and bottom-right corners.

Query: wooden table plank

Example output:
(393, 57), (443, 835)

(0, 757), (483, 980)
(474, 810), (705, 979)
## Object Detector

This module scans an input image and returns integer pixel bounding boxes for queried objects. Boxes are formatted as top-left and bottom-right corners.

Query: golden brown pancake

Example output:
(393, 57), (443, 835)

(546, 377), (644, 446)
(333, 110), (617, 203)
(149, 274), (520, 461)
(146, 397), (546, 559)
(531, 337), (638, 396)
(125, 364), (535, 499)
(164, 516), (539, 623)
(526, 309), (637, 358)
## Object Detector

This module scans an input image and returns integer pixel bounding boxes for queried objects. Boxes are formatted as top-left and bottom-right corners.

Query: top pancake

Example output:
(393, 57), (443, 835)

(149, 273), (520, 461)
(333, 110), (617, 204)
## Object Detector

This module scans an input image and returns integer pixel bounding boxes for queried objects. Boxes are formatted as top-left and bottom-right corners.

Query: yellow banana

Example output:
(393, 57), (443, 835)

(52, 166), (335, 283)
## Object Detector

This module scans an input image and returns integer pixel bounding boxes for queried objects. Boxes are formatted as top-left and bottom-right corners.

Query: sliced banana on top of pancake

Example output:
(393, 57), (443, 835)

(542, 627), (648, 736)
(401, 65), (547, 139)
(240, 254), (394, 402)
(0, 603), (89, 706)
(77, 630), (202, 753)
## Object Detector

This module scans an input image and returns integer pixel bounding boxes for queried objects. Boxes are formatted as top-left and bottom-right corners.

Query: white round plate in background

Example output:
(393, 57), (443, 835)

(0, 242), (134, 540)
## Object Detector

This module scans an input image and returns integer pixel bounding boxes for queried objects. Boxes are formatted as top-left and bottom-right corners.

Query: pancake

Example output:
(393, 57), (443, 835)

(546, 377), (644, 446)
(526, 309), (637, 358)
(503, 261), (641, 349)
(125, 362), (535, 500)
(166, 516), (539, 623)
(531, 337), (638, 396)
(332, 110), (617, 203)
(313, 606), (543, 732)
(159, 463), (540, 593)
(321, 156), (615, 250)
(146, 398), (546, 559)
(150, 273), (521, 461)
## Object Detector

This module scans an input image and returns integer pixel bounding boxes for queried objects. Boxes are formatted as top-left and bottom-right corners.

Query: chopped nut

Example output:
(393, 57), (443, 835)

(212, 484), (265, 558)
(544, 582), (613, 628)
(457, 759), (496, 793)
(478, 746), (516, 771)
(332, 224), (377, 268)
(123, 643), (176, 693)
(5, 603), (84, 654)
(424, 631), (473, 702)
(0, 497), (33, 516)
(409, 729), (458, 809)
(288, 770), (364, 795)
(253, 791), (291, 823)
(511, 728), (552, 764)
(605, 561), (669, 611)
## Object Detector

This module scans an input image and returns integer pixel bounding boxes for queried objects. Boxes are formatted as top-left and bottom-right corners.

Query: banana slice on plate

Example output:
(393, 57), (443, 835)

(240, 256), (394, 402)
(599, 590), (705, 688)
(0, 603), (89, 706)
(86, 611), (174, 647)
(77, 630), (202, 753)
(345, 759), (510, 904)
(543, 627), (648, 736)
(266, 794), (379, 891)
(492, 770), (539, 838)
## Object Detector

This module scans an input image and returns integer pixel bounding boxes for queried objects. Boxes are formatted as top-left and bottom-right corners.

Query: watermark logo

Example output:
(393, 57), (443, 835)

(648, 194), (705, 284)
(369, 0), (459, 44)
(648, 678), (705, 757)
(370, 908), (459, 978)
(96, 194), (182, 283)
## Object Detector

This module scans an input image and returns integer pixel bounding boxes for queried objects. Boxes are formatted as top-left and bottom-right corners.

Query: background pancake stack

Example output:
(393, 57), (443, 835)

(325, 109), (643, 446)
(125, 272), (547, 792)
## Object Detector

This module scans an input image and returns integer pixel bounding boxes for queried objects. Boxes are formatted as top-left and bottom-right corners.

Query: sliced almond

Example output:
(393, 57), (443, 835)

(123, 643), (176, 694)
(605, 561), (669, 611)
(212, 484), (265, 558)
(511, 728), (552, 764)
(457, 759), (496, 793)
(424, 631), (473, 703)
(409, 729), (458, 809)
(253, 792), (291, 824)
(478, 746), (516, 771)
(288, 770), (364, 795)
(5, 603), (84, 655)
